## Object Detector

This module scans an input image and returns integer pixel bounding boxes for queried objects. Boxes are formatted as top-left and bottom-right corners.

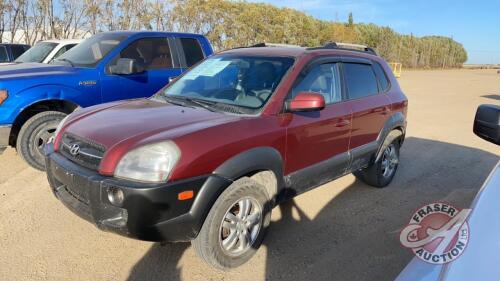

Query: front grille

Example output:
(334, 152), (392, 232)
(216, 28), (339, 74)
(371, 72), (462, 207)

(60, 133), (106, 170)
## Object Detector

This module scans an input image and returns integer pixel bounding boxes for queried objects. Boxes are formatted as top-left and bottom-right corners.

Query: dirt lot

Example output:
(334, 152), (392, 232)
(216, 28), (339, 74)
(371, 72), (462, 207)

(1, 69), (499, 281)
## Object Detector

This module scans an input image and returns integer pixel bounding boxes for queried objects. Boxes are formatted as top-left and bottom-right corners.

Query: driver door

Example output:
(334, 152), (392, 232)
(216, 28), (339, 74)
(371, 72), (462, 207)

(285, 62), (353, 192)
(100, 37), (183, 102)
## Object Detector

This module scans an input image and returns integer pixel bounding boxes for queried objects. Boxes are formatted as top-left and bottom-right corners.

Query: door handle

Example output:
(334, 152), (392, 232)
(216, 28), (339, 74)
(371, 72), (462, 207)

(372, 106), (390, 115)
(334, 119), (350, 127)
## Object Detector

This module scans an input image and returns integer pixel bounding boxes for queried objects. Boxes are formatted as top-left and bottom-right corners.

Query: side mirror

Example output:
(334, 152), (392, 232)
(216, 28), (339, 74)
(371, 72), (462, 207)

(287, 92), (326, 112)
(110, 58), (145, 75)
(473, 104), (500, 145)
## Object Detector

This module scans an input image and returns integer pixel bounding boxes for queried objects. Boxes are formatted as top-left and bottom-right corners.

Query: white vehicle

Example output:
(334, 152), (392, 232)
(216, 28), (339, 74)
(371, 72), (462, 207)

(5, 39), (82, 65)
(396, 104), (500, 281)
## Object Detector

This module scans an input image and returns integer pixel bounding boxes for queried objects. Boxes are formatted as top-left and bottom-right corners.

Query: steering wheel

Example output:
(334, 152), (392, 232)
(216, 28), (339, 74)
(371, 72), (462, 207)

(213, 89), (241, 101)
(248, 90), (268, 103)
(183, 92), (204, 98)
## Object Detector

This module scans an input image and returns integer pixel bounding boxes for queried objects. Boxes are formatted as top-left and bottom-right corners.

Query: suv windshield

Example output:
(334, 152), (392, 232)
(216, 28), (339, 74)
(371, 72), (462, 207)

(161, 55), (294, 112)
(51, 33), (127, 67)
(15, 42), (57, 63)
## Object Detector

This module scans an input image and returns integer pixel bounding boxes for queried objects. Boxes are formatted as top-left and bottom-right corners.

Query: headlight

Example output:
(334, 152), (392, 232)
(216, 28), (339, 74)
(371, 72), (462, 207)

(52, 114), (70, 142)
(0, 90), (8, 105)
(114, 141), (181, 183)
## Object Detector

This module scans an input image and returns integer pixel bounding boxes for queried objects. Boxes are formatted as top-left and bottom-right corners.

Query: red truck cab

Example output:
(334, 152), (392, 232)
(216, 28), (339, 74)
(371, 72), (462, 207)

(45, 42), (407, 269)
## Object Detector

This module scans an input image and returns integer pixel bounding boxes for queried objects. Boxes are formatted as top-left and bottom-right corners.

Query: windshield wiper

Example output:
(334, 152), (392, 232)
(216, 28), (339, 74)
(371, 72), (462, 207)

(183, 98), (218, 112)
(56, 58), (74, 67)
(162, 95), (195, 108)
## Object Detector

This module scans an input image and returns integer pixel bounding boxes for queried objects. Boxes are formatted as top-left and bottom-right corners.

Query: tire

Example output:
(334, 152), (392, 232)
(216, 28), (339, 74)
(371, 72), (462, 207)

(16, 111), (67, 171)
(192, 177), (272, 270)
(354, 140), (400, 188)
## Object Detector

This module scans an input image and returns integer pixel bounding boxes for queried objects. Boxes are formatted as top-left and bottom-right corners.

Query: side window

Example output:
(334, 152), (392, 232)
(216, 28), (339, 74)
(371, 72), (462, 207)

(343, 63), (379, 99)
(372, 62), (390, 92)
(52, 44), (77, 61)
(107, 37), (174, 73)
(291, 63), (342, 104)
(11, 45), (27, 59)
(0, 46), (8, 62)
(180, 38), (204, 67)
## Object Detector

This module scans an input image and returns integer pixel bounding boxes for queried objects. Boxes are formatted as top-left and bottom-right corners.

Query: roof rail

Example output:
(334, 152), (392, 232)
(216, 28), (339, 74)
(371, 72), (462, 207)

(249, 42), (302, 48)
(308, 42), (378, 56)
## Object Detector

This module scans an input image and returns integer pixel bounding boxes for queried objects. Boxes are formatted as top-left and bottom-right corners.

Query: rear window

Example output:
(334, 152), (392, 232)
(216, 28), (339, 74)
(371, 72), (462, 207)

(180, 38), (204, 67)
(372, 62), (390, 92)
(343, 63), (379, 99)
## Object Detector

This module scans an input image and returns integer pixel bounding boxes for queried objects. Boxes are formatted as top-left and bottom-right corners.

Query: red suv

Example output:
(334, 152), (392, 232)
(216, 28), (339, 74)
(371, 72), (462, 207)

(45, 42), (407, 269)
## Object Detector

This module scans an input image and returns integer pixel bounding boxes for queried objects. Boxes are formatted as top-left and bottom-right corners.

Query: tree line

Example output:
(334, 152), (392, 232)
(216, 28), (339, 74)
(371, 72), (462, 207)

(0, 0), (467, 68)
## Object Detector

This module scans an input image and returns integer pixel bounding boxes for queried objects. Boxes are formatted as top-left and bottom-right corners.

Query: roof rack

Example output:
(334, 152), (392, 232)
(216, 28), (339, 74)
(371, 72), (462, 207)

(308, 42), (378, 56)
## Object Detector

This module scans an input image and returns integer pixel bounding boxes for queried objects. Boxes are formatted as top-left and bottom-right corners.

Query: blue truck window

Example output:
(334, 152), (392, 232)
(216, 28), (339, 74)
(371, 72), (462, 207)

(107, 37), (174, 72)
(54, 33), (127, 67)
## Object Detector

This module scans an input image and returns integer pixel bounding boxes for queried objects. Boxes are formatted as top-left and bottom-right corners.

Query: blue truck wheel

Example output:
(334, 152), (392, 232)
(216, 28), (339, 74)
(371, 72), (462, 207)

(16, 111), (67, 171)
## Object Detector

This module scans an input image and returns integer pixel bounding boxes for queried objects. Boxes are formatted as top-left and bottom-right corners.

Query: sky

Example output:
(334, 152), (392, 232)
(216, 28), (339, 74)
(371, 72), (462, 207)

(248, 0), (500, 64)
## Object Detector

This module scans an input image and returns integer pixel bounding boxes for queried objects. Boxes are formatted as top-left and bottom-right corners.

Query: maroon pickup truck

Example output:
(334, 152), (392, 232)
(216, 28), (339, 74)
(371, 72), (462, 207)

(44, 42), (408, 269)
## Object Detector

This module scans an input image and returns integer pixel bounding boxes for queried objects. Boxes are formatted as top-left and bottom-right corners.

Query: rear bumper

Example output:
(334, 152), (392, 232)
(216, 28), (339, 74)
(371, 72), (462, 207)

(44, 144), (232, 242)
(0, 125), (11, 154)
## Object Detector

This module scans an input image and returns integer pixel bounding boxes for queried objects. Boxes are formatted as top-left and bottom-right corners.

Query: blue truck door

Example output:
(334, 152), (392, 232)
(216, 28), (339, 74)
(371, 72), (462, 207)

(100, 36), (183, 102)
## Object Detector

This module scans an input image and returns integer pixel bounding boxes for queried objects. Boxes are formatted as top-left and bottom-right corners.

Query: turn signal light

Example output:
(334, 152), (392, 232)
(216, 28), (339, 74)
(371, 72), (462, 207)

(0, 90), (7, 105)
(178, 190), (194, 201)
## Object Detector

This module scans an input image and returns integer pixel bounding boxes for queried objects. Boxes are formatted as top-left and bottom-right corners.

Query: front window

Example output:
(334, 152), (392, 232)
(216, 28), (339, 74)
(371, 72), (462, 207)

(106, 37), (175, 73)
(161, 55), (294, 113)
(15, 42), (57, 63)
(51, 33), (127, 67)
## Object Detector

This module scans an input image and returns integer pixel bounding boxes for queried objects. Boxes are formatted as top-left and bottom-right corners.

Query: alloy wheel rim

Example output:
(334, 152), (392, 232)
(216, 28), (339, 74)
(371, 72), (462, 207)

(219, 197), (263, 256)
(381, 144), (398, 178)
(31, 122), (58, 159)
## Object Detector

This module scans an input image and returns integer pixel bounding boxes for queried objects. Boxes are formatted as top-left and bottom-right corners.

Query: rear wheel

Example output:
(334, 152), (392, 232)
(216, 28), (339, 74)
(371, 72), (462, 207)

(354, 140), (400, 188)
(192, 177), (271, 270)
(16, 111), (67, 171)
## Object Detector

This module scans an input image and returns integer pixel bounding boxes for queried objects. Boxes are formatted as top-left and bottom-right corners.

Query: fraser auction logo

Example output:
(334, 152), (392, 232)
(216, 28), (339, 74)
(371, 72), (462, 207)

(399, 202), (471, 264)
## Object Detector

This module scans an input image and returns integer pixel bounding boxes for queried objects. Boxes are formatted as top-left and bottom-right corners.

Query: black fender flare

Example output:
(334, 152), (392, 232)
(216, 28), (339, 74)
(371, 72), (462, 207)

(213, 146), (285, 189)
(375, 112), (406, 162)
(186, 147), (285, 239)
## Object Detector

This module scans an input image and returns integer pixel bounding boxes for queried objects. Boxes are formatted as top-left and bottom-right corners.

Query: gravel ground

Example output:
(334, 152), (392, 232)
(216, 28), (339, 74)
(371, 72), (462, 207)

(0, 69), (499, 281)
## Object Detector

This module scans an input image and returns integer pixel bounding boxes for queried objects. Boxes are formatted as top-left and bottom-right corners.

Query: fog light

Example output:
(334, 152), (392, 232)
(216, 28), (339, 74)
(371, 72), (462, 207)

(107, 186), (124, 206)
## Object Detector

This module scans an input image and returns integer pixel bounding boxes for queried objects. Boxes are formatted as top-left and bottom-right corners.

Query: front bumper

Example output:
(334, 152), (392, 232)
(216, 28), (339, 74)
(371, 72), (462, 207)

(44, 144), (232, 242)
(0, 125), (11, 154)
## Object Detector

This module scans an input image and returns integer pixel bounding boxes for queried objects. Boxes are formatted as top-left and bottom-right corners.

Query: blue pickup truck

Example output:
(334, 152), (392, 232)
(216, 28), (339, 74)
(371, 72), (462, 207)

(0, 31), (213, 170)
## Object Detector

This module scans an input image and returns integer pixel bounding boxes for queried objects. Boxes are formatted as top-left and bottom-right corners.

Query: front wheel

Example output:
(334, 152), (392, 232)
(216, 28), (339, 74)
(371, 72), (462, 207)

(192, 177), (271, 270)
(354, 140), (400, 188)
(16, 111), (67, 171)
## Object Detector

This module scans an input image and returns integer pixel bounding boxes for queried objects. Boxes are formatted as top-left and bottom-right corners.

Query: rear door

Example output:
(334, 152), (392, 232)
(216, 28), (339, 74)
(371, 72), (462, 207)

(285, 59), (352, 192)
(341, 58), (391, 169)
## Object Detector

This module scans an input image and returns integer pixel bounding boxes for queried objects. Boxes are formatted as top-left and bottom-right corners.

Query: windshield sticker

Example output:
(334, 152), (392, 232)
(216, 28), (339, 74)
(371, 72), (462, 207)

(183, 59), (231, 79)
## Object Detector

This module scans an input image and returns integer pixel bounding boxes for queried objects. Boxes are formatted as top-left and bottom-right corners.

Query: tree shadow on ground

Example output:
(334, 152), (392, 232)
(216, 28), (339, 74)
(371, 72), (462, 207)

(127, 137), (499, 281)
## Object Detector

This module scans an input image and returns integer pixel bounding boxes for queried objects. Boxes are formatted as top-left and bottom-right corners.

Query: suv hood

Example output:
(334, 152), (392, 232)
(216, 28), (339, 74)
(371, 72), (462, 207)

(64, 98), (243, 149)
(0, 62), (78, 81)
